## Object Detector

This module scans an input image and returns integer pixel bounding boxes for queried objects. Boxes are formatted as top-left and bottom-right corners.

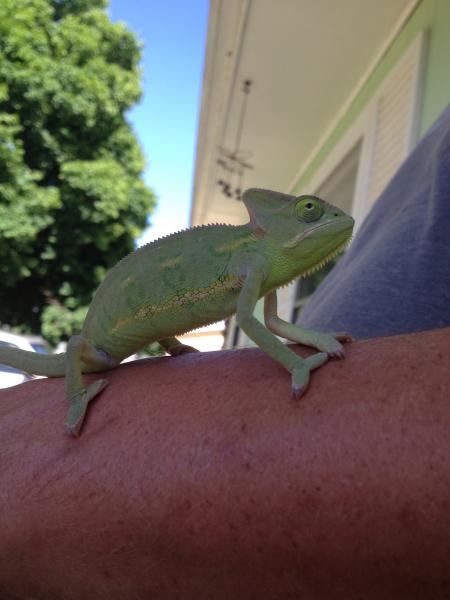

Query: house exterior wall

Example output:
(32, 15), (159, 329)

(292, 0), (450, 194)
(229, 0), (450, 348)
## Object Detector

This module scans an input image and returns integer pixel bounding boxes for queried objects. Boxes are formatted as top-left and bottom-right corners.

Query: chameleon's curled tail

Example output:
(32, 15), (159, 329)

(0, 346), (66, 377)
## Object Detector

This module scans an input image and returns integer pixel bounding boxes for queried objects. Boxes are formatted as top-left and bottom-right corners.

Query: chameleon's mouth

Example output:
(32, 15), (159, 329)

(283, 215), (354, 249)
(298, 236), (352, 279)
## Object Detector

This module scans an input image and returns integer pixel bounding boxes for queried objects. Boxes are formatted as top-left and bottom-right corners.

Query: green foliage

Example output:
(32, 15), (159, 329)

(143, 342), (166, 357)
(0, 0), (155, 342)
(41, 303), (88, 346)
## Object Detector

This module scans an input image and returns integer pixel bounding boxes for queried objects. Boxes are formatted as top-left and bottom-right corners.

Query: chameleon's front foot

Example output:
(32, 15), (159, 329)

(66, 379), (108, 438)
(291, 352), (328, 399)
(304, 331), (353, 359)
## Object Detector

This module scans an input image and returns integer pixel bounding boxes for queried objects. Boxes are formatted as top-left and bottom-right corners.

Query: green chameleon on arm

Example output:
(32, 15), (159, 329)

(0, 189), (354, 437)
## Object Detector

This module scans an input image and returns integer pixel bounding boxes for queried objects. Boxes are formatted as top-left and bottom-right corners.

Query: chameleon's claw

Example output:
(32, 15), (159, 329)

(66, 415), (85, 438)
(328, 348), (345, 359)
(328, 333), (354, 357)
(66, 379), (108, 438)
(332, 332), (354, 343)
(301, 332), (347, 357)
(291, 352), (328, 400)
(292, 382), (308, 400)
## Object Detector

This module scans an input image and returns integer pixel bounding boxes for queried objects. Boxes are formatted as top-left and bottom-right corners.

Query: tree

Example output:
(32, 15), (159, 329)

(0, 0), (155, 341)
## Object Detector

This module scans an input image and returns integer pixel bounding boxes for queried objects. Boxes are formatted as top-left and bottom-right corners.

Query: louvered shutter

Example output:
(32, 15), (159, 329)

(365, 33), (425, 211)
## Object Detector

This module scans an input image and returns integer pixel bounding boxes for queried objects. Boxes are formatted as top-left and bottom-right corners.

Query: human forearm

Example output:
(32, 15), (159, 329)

(1, 327), (449, 599)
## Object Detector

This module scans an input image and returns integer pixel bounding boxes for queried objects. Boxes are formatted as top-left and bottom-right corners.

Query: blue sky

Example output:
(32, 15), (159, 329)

(108, 0), (210, 245)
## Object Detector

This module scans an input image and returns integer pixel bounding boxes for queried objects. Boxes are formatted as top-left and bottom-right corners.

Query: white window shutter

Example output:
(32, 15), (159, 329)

(366, 32), (426, 211)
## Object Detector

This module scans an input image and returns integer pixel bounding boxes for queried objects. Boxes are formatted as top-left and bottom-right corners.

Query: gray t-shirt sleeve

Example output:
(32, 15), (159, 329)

(298, 104), (450, 340)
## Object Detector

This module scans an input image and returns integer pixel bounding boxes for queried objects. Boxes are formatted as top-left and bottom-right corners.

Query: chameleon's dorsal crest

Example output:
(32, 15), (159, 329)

(243, 188), (295, 234)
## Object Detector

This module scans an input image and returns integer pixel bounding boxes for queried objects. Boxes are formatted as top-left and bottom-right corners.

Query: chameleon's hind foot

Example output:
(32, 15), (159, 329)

(169, 343), (199, 356)
(65, 378), (108, 438)
(159, 337), (200, 356)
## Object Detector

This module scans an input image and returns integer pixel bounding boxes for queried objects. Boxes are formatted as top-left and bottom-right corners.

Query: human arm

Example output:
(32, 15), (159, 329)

(1, 327), (449, 600)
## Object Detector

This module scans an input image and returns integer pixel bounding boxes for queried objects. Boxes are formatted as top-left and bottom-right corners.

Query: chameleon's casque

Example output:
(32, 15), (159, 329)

(0, 188), (354, 436)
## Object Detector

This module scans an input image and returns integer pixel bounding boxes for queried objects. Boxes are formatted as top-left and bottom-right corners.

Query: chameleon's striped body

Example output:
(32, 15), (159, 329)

(82, 224), (250, 361)
(0, 189), (354, 437)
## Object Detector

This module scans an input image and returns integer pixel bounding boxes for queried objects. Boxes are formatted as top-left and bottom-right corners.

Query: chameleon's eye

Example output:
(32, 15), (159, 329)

(295, 196), (324, 222)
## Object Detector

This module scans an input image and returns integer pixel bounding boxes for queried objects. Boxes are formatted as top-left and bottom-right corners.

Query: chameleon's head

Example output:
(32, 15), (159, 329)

(243, 188), (354, 275)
